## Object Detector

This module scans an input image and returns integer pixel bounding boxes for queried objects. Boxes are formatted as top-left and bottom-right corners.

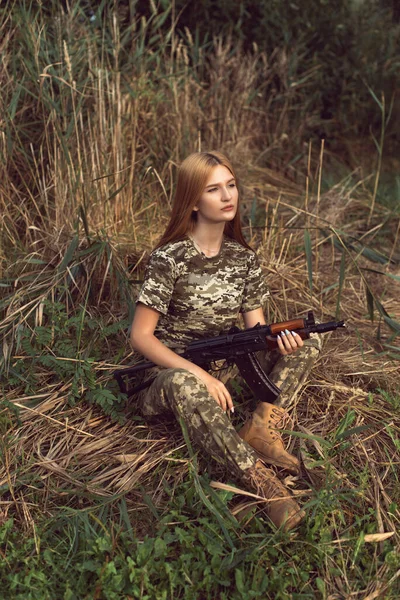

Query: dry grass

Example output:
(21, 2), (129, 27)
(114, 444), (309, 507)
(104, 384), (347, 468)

(1, 4), (400, 596)
(2, 168), (400, 600)
(1, 177), (399, 517)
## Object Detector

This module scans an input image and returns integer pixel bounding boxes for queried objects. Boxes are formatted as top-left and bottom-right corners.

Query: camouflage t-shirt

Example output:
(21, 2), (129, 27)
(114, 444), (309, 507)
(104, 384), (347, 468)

(137, 236), (269, 350)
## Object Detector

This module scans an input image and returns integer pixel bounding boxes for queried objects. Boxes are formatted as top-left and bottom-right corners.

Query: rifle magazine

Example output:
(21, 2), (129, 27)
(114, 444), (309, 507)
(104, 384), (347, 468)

(235, 353), (281, 404)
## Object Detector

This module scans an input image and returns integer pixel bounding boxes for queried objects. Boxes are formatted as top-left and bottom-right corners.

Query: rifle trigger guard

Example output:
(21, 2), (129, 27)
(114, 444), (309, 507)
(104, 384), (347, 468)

(209, 358), (232, 372)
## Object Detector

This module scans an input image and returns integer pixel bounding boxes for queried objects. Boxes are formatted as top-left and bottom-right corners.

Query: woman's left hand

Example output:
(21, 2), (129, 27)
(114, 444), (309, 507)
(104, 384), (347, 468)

(276, 329), (304, 355)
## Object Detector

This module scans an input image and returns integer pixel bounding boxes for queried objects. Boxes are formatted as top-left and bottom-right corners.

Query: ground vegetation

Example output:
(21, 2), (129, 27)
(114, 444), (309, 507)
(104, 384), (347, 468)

(0, 1), (400, 598)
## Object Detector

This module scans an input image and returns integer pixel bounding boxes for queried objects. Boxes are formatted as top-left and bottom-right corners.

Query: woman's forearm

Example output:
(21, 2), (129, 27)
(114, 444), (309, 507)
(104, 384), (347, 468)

(130, 332), (206, 379)
(131, 331), (233, 411)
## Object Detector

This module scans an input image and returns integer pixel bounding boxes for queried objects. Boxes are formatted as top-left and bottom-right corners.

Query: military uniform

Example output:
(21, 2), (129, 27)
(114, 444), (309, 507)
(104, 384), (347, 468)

(135, 236), (320, 478)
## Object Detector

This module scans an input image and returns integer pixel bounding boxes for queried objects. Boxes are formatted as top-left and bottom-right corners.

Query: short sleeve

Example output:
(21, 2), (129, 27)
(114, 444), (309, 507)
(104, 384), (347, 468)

(239, 252), (270, 313)
(137, 249), (177, 315)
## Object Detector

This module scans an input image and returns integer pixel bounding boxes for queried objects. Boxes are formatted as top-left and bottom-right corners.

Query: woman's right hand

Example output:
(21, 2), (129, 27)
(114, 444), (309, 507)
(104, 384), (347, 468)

(130, 305), (234, 413)
(195, 369), (234, 413)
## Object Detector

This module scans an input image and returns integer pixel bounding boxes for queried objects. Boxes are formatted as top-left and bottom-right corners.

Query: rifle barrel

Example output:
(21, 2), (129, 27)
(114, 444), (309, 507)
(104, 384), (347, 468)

(311, 320), (345, 334)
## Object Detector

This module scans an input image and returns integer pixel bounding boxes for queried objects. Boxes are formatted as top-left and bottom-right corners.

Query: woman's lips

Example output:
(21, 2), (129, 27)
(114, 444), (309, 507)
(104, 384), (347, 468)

(221, 205), (234, 211)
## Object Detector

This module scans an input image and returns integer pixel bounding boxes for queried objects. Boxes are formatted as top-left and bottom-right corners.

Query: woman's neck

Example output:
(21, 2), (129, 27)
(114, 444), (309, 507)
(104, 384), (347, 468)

(190, 223), (225, 257)
(191, 223), (224, 246)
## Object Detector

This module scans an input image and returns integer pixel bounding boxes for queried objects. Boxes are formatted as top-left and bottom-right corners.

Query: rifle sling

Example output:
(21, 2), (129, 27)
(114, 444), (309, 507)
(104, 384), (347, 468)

(129, 376), (157, 398)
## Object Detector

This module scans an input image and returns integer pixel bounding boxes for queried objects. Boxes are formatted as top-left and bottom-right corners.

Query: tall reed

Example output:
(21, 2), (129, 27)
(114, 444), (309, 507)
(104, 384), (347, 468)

(0, 1), (328, 264)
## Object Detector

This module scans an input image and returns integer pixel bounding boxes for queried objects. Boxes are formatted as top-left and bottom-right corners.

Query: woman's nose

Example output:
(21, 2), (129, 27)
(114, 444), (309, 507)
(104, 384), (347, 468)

(221, 188), (232, 200)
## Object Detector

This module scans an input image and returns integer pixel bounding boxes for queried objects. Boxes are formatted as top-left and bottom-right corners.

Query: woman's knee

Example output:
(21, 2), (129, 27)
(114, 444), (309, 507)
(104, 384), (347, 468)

(154, 368), (211, 418)
(160, 368), (206, 395)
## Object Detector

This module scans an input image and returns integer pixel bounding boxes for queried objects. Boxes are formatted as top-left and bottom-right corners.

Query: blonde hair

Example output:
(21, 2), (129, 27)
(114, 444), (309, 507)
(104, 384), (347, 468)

(156, 151), (252, 250)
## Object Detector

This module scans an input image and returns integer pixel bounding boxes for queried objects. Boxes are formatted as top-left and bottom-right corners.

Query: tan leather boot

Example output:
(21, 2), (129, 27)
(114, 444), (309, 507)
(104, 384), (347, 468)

(238, 403), (300, 475)
(242, 460), (305, 531)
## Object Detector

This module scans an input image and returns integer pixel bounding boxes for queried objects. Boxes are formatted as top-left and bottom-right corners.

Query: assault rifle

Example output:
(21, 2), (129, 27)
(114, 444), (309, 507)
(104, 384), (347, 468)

(114, 312), (345, 403)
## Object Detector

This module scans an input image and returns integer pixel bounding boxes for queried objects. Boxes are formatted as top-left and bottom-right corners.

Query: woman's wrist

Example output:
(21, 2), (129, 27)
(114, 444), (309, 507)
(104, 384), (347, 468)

(183, 362), (208, 380)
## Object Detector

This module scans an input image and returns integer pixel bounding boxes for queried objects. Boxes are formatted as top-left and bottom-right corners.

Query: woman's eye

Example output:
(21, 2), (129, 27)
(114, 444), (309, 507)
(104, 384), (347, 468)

(229, 183), (236, 188)
(207, 187), (218, 192)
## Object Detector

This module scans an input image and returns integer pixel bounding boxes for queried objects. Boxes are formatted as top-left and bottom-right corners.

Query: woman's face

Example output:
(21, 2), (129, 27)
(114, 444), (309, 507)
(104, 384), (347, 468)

(193, 165), (238, 225)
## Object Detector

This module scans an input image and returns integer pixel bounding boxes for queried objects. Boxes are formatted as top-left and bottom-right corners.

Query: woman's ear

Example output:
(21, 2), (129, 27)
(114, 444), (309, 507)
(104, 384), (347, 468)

(192, 206), (199, 212)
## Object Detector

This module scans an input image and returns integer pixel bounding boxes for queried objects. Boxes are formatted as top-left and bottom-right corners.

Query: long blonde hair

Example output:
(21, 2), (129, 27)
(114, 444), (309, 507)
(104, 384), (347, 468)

(155, 151), (252, 250)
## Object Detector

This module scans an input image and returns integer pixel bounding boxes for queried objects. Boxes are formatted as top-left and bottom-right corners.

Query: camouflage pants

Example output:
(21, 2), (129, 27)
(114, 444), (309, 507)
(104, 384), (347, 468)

(137, 335), (322, 477)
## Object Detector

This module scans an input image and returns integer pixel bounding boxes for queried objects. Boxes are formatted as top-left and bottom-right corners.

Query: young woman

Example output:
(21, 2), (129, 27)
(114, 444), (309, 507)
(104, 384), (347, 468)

(130, 151), (321, 531)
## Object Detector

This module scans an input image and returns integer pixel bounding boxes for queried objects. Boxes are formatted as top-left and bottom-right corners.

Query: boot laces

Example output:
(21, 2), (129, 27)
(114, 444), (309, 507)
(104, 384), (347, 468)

(270, 408), (292, 433)
(247, 464), (286, 502)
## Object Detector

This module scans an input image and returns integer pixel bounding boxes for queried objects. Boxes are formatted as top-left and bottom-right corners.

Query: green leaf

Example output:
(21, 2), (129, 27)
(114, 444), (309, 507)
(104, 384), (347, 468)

(365, 83), (383, 111)
(321, 282), (339, 294)
(383, 316), (400, 335)
(382, 343), (400, 351)
(375, 297), (391, 319)
(22, 257), (47, 264)
(335, 424), (371, 441)
(352, 531), (365, 566)
(281, 430), (331, 446)
(8, 84), (24, 120)
(58, 235), (79, 272)
(153, 7), (172, 30)
(316, 577), (326, 596)
(76, 242), (104, 258)
(359, 246), (390, 265)
(79, 205), (90, 240)
(361, 267), (400, 281)
(53, 120), (72, 167)
(370, 131), (382, 156)
(365, 285), (374, 322)
(334, 409), (356, 441)
(105, 182), (128, 203)
(235, 569), (245, 594)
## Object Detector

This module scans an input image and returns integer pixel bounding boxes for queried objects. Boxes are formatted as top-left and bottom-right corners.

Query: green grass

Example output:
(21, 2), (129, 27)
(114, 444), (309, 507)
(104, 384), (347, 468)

(1, 288), (400, 598)
(2, 468), (400, 600)
(1, 1), (400, 598)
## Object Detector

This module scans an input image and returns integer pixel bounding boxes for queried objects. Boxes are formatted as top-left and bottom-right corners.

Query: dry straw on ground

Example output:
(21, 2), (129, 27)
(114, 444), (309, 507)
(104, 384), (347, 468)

(1, 174), (399, 545)
(0, 9), (399, 594)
